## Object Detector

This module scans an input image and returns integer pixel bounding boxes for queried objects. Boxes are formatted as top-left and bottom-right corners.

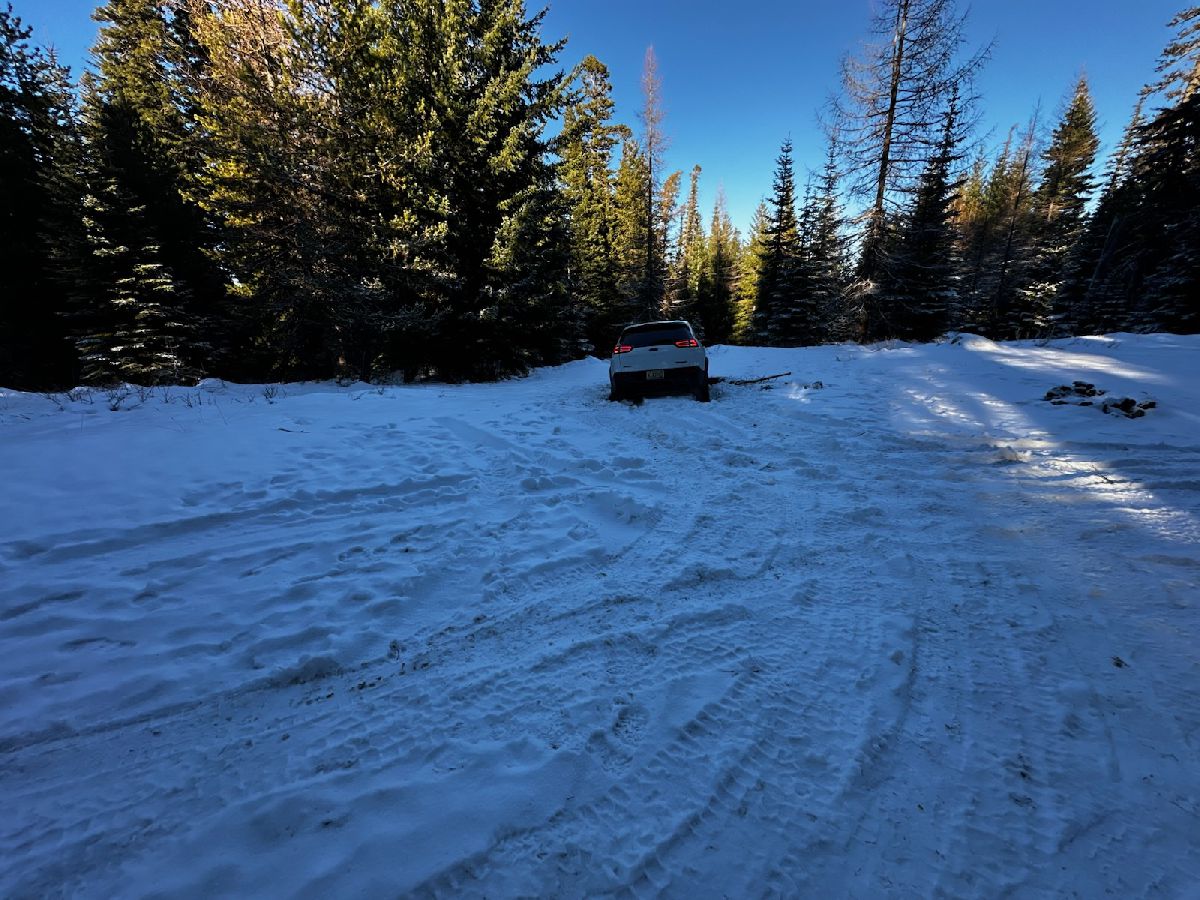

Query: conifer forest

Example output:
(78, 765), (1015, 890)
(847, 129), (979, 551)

(1, 0), (1198, 390)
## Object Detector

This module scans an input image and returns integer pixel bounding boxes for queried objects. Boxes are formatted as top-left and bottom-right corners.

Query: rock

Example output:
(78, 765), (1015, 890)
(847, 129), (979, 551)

(1043, 381), (1154, 419)
(1101, 397), (1156, 419)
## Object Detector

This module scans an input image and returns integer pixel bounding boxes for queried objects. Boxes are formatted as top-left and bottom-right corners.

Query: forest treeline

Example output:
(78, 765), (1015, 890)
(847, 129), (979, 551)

(1, 0), (1197, 389)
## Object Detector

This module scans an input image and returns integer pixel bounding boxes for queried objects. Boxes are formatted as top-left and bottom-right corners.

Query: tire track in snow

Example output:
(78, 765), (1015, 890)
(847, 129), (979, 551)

(5, 349), (1200, 896)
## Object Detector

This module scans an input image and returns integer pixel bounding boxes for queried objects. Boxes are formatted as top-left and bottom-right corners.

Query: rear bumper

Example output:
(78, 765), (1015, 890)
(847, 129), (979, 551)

(611, 366), (705, 394)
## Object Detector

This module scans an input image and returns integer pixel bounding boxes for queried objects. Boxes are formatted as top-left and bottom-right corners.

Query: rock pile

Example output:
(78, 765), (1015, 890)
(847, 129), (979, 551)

(1043, 382), (1156, 418)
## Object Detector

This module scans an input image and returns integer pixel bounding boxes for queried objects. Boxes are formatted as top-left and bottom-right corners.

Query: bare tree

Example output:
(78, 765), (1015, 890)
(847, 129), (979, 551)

(834, 0), (988, 277)
(639, 46), (669, 319)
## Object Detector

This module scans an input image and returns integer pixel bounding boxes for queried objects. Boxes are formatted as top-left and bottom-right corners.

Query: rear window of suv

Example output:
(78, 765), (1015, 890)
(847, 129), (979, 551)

(621, 324), (694, 348)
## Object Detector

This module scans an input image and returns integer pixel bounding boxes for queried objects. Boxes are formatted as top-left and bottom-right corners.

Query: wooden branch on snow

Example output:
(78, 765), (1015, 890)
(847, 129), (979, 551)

(727, 372), (793, 386)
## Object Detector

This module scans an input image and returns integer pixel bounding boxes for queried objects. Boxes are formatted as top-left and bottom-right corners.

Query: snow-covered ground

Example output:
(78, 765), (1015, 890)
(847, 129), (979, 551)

(2, 334), (1198, 897)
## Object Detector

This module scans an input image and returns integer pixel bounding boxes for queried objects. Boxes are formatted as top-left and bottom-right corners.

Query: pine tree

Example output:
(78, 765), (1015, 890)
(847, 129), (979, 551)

(1014, 76), (1099, 338)
(192, 0), (571, 381)
(78, 0), (225, 384)
(956, 137), (1008, 330)
(879, 89), (963, 341)
(186, 0), (341, 380)
(836, 0), (987, 287)
(612, 136), (651, 325)
(435, 0), (570, 378)
(786, 178), (828, 345)
(755, 138), (803, 345)
(637, 46), (670, 320)
(559, 55), (626, 356)
(1127, 7), (1200, 332)
(1061, 8), (1200, 336)
(484, 152), (574, 374)
(0, 8), (81, 388)
(656, 168), (682, 318)
(1063, 94), (1146, 333)
(733, 199), (769, 343)
(668, 163), (704, 320)
(974, 118), (1039, 338)
(695, 188), (739, 343)
(808, 134), (852, 341)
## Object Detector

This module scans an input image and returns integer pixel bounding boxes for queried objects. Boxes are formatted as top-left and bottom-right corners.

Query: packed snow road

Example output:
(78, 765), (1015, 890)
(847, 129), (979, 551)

(2, 335), (1198, 897)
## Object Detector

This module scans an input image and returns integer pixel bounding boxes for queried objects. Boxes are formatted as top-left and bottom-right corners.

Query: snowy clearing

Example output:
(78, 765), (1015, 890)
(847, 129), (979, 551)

(2, 334), (1199, 897)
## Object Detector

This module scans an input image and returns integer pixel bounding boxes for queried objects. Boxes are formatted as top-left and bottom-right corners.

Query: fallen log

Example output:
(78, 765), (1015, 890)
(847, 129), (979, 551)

(727, 371), (793, 386)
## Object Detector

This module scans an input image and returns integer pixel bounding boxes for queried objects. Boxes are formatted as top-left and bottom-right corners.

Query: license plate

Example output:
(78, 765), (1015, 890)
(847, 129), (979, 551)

(646, 369), (665, 380)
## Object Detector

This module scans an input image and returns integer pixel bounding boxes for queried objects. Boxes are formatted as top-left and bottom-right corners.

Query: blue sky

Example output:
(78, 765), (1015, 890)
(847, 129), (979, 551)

(12, 0), (1186, 232)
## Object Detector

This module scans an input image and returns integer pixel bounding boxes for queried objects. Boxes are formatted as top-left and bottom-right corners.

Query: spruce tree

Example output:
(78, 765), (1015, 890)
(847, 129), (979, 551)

(436, 0), (570, 378)
(956, 137), (1010, 331)
(656, 168), (682, 318)
(1134, 99), (1200, 332)
(788, 179), (827, 345)
(695, 188), (739, 344)
(755, 138), (803, 345)
(1015, 76), (1099, 338)
(79, 0), (224, 384)
(668, 164), (704, 320)
(1060, 7), (1199, 336)
(879, 89), (963, 341)
(976, 119), (1039, 338)
(1127, 7), (1200, 332)
(1064, 95), (1146, 333)
(192, 0), (570, 381)
(612, 136), (652, 325)
(186, 0), (339, 380)
(733, 199), (769, 343)
(559, 55), (626, 356)
(808, 135), (852, 341)
(0, 8), (80, 388)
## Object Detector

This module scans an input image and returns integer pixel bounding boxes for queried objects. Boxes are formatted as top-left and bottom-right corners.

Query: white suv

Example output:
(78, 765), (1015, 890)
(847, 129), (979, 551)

(609, 320), (710, 402)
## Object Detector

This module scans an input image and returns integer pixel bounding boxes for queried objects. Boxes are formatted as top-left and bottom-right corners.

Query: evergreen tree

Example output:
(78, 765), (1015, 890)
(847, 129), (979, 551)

(637, 46), (669, 320)
(695, 188), (739, 343)
(1015, 76), (1099, 337)
(0, 7), (80, 388)
(786, 178), (828, 345)
(362, 0), (571, 380)
(656, 168), (682, 317)
(192, 0), (571, 381)
(733, 199), (769, 343)
(836, 0), (987, 285)
(955, 137), (1008, 330)
(559, 55), (626, 356)
(443, 0), (572, 378)
(754, 138), (804, 345)
(1127, 7), (1200, 332)
(667, 163), (704, 319)
(808, 134), (852, 341)
(610, 73), (678, 326)
(879, 89), (963, 341)
(1063, 94), (1146, 333)
(971, 118), (1039, 338)
(484, 150), (574, 373)
(185, 0), (340, 380)
(612, 136), (651, 325)
(1057, 8), (1199, 336)
(78, 0), (225, 384)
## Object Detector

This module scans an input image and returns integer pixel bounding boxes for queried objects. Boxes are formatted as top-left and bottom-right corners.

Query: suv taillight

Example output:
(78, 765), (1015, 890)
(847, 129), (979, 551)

(674, 338), (699, 348)
(613, 344), (633, 354)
